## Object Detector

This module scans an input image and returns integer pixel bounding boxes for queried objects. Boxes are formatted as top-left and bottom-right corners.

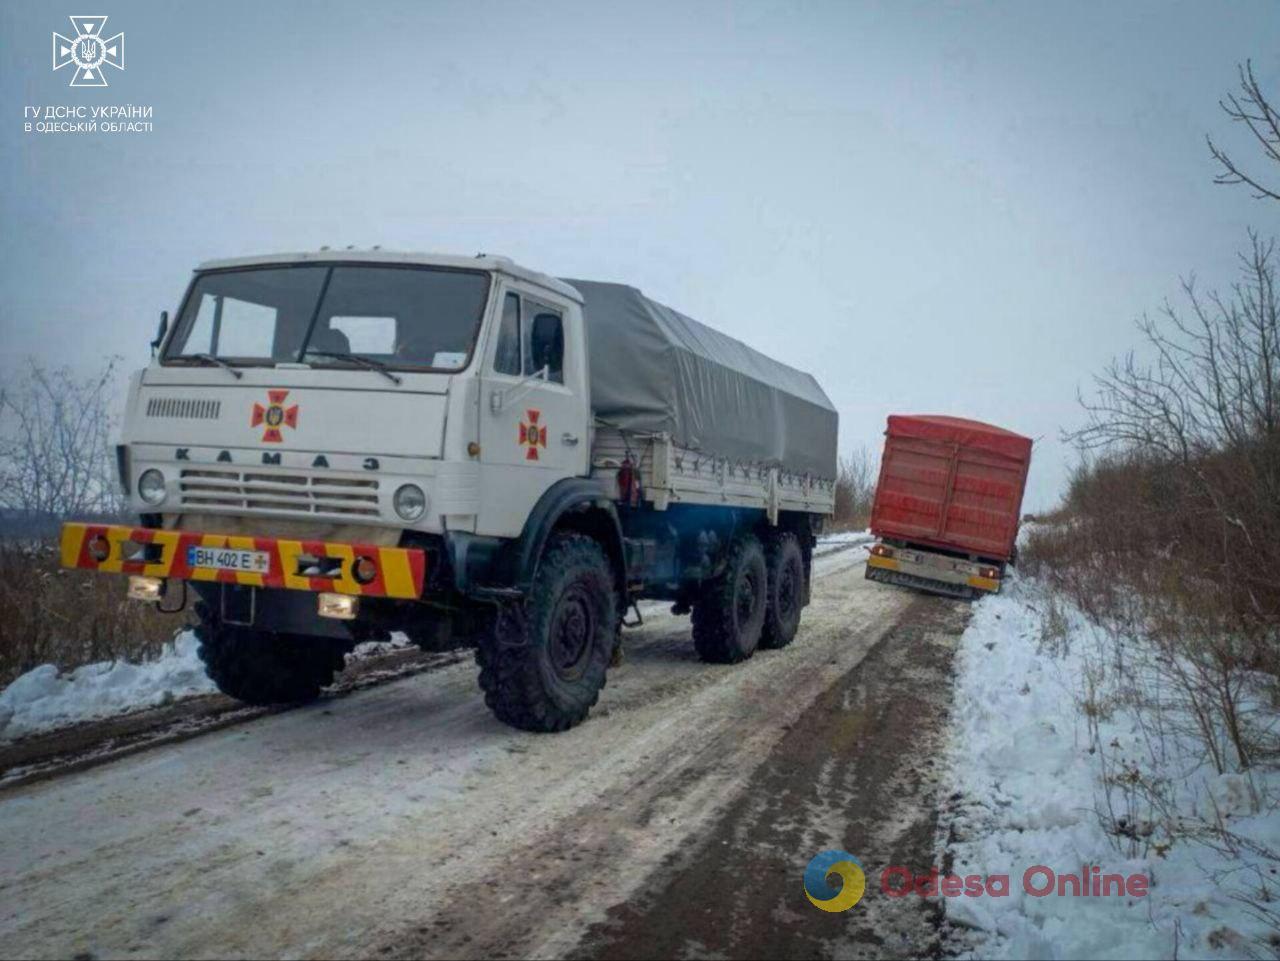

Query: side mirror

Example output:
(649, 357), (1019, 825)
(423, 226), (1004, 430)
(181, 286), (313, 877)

(151, 310), (169, 355)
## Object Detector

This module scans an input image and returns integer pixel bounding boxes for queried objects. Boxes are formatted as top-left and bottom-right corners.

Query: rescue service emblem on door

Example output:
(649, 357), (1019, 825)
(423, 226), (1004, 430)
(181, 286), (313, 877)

(519, 409), (547, 461)
(251, 390), (299, 443)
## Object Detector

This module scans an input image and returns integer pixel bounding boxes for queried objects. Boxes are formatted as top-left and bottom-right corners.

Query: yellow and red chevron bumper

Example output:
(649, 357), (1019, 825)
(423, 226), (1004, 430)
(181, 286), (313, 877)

(60, 523), (426, 600)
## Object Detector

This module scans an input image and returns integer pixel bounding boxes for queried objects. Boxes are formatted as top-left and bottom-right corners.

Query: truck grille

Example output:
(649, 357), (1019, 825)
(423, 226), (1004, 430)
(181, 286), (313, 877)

(178, 468), (381, 518)
(146, 397), (222, 419)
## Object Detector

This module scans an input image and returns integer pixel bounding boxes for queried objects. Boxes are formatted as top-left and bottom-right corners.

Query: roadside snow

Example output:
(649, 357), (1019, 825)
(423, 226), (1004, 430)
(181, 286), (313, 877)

(943, 575), (1280, 959)
(348, 632), (413, 659)
(813, 530), (874, 579)
(816, 528), (874, 551)
(0, 632), (216, 741)
(0, 631), (417, 743)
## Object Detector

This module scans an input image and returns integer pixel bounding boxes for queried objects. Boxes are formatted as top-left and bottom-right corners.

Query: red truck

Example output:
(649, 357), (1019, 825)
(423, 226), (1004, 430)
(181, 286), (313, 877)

(865, 414), (1032, 598)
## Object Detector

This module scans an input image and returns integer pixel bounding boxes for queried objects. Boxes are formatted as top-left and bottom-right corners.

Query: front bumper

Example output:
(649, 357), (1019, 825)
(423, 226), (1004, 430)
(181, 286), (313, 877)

(60, 522), (427, 599)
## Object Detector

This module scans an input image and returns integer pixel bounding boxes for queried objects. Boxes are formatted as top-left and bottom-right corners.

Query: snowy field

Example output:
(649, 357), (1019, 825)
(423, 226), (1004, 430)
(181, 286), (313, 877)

(943, 575), (1280, 959)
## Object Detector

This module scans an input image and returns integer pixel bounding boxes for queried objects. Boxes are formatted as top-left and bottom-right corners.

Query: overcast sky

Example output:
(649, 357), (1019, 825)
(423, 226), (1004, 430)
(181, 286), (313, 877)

(2, 1), (1276, 509)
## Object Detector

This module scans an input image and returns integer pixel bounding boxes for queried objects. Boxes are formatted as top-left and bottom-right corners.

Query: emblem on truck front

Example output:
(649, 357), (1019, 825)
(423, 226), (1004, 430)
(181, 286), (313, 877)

(250, 390), (299, 443)
(519, 409), (547, 461)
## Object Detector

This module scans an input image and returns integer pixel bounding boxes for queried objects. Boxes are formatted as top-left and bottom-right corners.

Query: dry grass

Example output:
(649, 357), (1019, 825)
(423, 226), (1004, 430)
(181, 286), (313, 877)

(1023, 451), (1280, 777)
(0, 539), (191, 687)
(1023, 450), (1280, 675)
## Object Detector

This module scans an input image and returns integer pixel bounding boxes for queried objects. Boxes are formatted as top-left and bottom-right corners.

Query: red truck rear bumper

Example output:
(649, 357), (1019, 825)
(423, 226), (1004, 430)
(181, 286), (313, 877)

(867, 544), (1001, 594)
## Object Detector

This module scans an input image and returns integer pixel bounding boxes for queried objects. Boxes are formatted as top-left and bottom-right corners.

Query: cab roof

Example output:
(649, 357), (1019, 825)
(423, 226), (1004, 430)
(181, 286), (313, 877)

(195, 250), (583, 303)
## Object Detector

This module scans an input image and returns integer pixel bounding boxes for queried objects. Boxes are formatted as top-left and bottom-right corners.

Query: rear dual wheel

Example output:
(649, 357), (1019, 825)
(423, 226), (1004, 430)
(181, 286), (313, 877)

(692, 534), (768, 663)
(692, 530), (806, 663)
(760, 532), (805, 649)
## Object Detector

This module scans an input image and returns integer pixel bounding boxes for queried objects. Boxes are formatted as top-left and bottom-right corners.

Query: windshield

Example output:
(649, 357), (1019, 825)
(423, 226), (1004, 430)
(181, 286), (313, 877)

(163, 264), (491, 371)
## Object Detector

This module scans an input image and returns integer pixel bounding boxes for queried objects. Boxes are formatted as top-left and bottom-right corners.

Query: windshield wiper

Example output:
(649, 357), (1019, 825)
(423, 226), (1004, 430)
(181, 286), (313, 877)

(188, 353), (243, 379)
(304, 349), (403, 385)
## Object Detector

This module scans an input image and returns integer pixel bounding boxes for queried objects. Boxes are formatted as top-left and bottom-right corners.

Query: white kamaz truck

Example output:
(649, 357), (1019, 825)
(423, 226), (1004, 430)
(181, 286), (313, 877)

(61, 252), (838, 731)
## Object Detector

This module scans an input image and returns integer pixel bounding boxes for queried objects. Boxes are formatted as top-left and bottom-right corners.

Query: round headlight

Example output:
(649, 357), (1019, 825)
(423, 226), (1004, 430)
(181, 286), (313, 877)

(393, 483), (427, 521)
(138, 469), (167, 506)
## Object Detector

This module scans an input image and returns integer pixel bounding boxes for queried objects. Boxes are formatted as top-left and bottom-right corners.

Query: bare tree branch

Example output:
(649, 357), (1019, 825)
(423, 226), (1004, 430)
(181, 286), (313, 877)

(1208, 60), (1280, 202)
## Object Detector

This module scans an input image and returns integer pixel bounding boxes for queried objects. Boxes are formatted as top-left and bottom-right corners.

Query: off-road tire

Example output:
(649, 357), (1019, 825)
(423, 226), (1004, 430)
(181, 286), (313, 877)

(475, 533), (619, 732)
(760, 532), (805, 649)
(692, 533), (767, 664)
(195, 609), (348, 705)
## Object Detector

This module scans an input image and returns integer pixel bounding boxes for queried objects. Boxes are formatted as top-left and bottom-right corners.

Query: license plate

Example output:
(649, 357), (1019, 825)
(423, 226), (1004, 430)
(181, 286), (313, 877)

(187, 545), (271, 574)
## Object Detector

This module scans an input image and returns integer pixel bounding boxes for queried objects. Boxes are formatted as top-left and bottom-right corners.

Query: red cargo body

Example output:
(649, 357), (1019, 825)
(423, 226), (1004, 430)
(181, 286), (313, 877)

(870, 415), (1032, 563)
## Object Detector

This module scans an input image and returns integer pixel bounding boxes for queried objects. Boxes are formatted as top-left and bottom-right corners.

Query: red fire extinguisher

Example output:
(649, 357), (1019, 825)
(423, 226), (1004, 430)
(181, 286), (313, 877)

(617, 455), (641, 507)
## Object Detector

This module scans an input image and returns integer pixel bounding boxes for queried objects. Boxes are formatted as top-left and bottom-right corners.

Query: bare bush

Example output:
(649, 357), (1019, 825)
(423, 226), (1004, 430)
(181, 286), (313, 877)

(1068, 232), (1280, 648)
(1025, 65), (1280, 951)
(832, 445), (876, 530)
(0, 359), (189, 686)
(0, 359), (126, 527)
(0, 541), (189, 687)
(1027, 231), (1280, 867)
(1028, 231), (1280, 945)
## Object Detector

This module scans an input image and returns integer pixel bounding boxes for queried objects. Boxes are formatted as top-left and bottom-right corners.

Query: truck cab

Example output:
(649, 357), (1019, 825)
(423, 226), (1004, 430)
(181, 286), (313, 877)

(63, 251), (837, 731)
(130, 252), (589, 542)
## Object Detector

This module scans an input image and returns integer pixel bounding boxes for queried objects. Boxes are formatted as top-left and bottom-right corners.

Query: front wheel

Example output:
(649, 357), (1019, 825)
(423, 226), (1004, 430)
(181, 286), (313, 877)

(476, 533), (619, 732)
(692, 533), (767, 664)
(195, 611), (349, 706)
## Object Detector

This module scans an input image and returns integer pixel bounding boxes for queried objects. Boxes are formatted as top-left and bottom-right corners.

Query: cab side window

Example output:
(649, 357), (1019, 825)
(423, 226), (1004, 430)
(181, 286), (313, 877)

(493, 292), (564, 384)
(526, 302), (564, 384)
(493, 293), (521, 375)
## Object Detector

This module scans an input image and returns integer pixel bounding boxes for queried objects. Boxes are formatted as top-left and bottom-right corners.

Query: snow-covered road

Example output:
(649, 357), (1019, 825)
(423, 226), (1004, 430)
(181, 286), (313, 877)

(0, 540), (971, 960)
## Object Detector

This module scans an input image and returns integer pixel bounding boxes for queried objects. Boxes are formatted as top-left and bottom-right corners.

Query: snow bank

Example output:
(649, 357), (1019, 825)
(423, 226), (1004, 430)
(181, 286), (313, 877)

(817, 529), (874, 546)
(943, 576), (1280, 959)
(816, 529), (874, 558)
(348, 632), (413, 660)
(0, 630), (420, 743)
(0, 631), (217, 741)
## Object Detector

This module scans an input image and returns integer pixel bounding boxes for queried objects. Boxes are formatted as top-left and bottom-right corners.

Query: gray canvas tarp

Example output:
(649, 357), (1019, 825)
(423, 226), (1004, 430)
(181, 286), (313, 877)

(564, 280), (838, 479)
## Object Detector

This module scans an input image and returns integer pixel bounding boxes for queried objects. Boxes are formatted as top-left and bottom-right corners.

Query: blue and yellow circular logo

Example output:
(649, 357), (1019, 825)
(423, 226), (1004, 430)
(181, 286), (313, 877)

(804, 850), (866, 912)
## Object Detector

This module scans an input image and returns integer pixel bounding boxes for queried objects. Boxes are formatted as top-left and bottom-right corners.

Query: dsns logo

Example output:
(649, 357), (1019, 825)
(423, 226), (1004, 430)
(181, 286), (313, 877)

(52, 16), (125, 87)
(804, 850), (866, 912)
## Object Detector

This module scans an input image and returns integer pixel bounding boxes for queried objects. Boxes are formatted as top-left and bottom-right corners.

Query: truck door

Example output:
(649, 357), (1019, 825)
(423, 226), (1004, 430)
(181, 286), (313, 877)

(477, 285), (590, 537)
